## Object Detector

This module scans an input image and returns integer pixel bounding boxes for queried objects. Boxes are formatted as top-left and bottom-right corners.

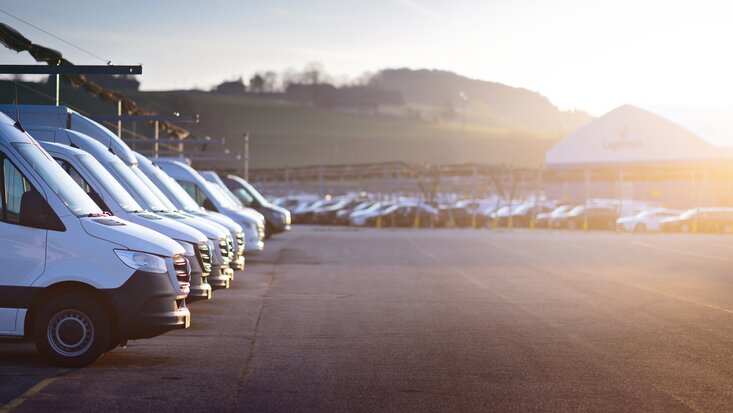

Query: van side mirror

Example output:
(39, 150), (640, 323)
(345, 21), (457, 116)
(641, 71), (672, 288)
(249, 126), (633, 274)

(202, 199), (218, 212)
(19, 190), (50, 229)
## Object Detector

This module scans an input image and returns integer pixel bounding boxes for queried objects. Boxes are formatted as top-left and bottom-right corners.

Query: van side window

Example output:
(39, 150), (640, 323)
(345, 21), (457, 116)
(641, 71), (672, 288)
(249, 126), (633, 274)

(178, 181), (210, 206)
(56, 159), (93, 194)
(2, 157), (35, 224)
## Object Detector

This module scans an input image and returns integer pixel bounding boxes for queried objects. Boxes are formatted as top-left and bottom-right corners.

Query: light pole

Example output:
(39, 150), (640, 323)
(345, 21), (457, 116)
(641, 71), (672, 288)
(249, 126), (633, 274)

(243, 132), (250, 181)
(459, 91), (468, 164)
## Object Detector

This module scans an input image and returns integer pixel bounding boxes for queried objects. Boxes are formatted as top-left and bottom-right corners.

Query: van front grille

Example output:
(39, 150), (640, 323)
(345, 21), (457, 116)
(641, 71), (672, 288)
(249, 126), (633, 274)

(236, 232), (244, 251)
(173, 256), (191, 291)
(196, 242), (212, 274)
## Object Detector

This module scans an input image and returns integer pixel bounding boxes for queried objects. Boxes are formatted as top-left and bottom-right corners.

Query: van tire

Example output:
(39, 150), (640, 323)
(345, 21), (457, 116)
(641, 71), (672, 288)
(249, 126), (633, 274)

(33, 294), (110, 368)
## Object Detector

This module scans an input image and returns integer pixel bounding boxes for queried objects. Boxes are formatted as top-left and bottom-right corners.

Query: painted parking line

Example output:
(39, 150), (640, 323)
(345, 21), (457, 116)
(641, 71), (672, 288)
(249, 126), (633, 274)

(0, 370), (67, 413)
(631, 241), (733, 262)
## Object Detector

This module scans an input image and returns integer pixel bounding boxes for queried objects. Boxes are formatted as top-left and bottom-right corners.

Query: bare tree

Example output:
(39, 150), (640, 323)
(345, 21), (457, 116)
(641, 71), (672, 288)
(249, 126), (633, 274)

(301, 61), (326, 85)
(249, 74), (265, 93)
(263, 71), (278, 92)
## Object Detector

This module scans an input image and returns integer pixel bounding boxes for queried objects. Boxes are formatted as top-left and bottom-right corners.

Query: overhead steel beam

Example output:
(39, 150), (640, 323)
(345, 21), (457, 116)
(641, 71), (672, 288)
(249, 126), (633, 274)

(0, 64), (142, 75)
(93, 114), (199, 123)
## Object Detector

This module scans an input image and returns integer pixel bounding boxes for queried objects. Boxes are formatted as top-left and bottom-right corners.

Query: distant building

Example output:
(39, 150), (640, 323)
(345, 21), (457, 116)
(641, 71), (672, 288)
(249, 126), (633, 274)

(213, 78), (246, 94)
(285, 83), (404, 114)
(545, 105), (733, 208)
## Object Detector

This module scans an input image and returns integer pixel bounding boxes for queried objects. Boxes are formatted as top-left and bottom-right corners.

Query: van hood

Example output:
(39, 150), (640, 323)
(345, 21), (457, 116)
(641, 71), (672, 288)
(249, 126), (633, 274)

(80, 216), (185, 257)
(162, 212), (229, 240)
(187, 210), (243, 233)
(128, 212), (207, 244)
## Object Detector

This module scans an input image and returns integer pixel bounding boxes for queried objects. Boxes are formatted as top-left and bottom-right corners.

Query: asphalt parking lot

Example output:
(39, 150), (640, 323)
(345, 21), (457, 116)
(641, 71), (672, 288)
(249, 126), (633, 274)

(5, 226), (733, 412)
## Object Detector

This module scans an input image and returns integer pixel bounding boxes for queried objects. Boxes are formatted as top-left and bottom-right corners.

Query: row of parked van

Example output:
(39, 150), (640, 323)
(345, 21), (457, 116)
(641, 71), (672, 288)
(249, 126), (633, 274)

(277, 194), (733, 234)
(0, 105), (291, 367)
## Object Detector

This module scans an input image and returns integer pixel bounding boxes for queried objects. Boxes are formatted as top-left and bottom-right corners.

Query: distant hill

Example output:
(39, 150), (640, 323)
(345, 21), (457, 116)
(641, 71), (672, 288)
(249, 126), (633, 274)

(369, 68), (591, 132)
(0, 68), (592, 171)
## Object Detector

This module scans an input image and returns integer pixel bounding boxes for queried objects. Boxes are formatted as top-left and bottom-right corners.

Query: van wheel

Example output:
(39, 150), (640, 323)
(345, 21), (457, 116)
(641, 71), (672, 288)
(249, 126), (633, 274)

(634, 223), (646, 233)
(33, 294), (110, 368)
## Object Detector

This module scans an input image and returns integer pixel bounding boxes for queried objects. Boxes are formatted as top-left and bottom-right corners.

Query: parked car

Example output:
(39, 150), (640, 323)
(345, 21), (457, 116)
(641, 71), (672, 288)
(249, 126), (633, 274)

(536, 204), (576, 229)
(350, 202), (394, 226)
(373, 203), (439, 227)
(492, 203), (555, 227)
(660, 208), (733, 234)
(334, 200), (375, 225)
(556, 205), (618, 230)
(439, 200), (490, 228)
(221, 174), (291, 236)
(616, 208), (681, 232)
(0, 113), (190, 367)
(312, 198), (365, 225)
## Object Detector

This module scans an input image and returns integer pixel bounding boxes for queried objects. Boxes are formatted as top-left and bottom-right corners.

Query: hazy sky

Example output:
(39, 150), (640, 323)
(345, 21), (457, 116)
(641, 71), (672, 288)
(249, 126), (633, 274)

(1, 0), (731, 115)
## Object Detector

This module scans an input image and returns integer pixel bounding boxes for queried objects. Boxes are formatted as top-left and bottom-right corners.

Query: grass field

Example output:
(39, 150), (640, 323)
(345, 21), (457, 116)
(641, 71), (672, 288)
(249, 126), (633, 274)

(2, 80), (564, 170)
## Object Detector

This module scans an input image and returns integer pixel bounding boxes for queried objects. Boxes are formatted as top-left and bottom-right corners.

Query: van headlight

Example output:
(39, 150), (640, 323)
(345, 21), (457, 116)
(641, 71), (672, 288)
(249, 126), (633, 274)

(174, 240), (196, 256)
(114, 250), (168, 274)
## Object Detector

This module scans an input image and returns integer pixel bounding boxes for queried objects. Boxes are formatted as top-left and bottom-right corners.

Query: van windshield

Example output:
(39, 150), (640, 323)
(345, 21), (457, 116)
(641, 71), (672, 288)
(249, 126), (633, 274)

(151, 167), (201, 211)
(205, 182), (238, 209)
(108, 161), (169, 213)
(131, 166), (177, 212)
(76, 154), (143, 213)
(13, 142), (102, 216)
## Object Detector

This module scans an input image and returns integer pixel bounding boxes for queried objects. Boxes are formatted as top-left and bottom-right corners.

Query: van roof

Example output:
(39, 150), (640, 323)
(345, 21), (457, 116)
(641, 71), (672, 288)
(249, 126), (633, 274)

(0, 105), (137, 165)
(24, 126), (120, 164)
(0, 112), (37, 144)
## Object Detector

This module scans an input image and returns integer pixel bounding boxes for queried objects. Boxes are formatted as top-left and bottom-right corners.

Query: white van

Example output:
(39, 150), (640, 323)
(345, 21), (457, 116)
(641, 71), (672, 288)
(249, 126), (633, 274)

(134, 152), (246, 270)
(0, 113), (190, 367)
(0, 105), (245, 272)
(26, 126), (227, 296)
(156, 160), (265, 252)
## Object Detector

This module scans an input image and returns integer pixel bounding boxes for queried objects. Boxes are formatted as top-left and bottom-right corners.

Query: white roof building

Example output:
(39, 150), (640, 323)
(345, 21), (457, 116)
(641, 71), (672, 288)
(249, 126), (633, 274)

(546, 105), (733, 168)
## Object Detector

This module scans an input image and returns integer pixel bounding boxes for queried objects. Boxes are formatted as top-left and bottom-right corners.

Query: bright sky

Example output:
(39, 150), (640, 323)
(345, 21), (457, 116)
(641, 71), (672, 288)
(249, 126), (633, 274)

(1, 0), (732, 115)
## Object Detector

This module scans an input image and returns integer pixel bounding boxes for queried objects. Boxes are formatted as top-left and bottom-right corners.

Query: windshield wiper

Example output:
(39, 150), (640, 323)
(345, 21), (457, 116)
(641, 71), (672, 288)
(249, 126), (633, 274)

(87, 211), (112, 217)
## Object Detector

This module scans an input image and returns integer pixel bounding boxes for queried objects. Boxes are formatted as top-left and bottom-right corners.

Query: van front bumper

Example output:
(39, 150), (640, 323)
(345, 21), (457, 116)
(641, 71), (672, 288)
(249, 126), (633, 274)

(208, 264), (231, 289)
(104, 270), (191, 340)
(187, 255), (212, 301)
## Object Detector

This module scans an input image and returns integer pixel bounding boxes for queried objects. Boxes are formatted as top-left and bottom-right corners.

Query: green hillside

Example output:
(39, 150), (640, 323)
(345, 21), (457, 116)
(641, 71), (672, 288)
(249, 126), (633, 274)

(1, 79), (577, 171)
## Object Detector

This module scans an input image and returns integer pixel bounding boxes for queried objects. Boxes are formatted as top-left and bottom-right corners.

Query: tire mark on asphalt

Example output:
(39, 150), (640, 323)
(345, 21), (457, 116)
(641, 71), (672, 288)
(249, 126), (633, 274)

(229, 233), (303, 413)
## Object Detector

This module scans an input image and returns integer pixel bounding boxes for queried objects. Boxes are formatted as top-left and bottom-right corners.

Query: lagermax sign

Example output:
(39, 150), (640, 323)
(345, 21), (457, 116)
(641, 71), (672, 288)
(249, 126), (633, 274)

(602, 125), (643, 151)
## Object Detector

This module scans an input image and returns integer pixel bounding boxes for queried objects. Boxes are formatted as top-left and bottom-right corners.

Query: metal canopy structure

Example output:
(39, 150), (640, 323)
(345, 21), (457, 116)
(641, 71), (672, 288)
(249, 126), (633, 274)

(0, 64), (142, 75)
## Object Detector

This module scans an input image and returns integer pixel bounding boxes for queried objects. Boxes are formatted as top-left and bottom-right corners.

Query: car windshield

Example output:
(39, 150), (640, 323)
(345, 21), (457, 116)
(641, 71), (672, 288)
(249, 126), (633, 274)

(679, 209), (696, 219)
(76, 154), (143, 213)
(237, 177), (270, 206)
(108, 161), (169, 213)
(551, 205), (573, 217)
(230, 186), (254, 206)
(13, 143), (102, 217)
(569, 205), (585, 215)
